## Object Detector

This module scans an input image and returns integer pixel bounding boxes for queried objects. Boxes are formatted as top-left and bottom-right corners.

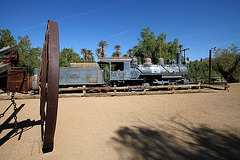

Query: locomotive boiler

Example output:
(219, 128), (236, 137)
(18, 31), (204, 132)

(98, 52), (189, 86)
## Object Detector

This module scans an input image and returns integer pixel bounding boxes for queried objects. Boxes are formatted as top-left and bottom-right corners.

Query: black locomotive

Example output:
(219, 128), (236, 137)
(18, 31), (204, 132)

(31, 53), (191, 90)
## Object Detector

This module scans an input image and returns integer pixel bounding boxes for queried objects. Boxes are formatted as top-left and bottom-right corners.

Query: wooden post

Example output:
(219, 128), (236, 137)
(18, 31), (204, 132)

(202, 81), (205, 89)
(198, 82), (201, 92)
(143, 84), (146, 94)
(114, 85), (117, 95)
(171, 83), (175, 94)
(224, 82), (229, 91)
(83, 85), (86, 96)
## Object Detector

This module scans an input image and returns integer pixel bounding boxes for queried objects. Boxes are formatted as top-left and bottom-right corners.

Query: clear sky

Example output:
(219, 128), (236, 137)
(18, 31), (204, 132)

(1, 0), (240, 61)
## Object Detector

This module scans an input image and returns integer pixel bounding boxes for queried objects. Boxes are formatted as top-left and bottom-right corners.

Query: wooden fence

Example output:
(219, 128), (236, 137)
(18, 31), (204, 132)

(0, 82), (229, 100)
(59, 82), (229, 97)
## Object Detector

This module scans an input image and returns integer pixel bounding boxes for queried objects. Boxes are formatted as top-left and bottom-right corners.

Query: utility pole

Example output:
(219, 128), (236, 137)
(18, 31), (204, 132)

(209, 47), (217, 83)
(180, 48), (189, 63)
(209, 49), (212, 83)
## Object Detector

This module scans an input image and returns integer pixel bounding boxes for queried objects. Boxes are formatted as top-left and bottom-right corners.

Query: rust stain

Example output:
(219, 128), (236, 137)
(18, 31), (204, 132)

(70, 63), (98, 69)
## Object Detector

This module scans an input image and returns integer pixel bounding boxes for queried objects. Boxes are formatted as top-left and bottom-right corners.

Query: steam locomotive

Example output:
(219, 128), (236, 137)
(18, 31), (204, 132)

(31, 53), (191, 90)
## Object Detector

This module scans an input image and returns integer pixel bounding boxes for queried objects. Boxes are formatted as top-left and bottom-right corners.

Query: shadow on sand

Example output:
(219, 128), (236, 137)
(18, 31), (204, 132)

(0, 104), (40, 146)
(112, 115), (240, 160)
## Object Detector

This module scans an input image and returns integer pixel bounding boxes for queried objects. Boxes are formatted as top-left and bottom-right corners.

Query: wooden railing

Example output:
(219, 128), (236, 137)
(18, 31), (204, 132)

(0, 82), (229, 100)
(59, 82), (229, 97)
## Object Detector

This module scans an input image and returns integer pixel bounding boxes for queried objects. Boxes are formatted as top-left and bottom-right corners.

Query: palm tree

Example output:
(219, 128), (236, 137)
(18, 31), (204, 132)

(127, 49), (133, 57)
(132, 45), (138, 56)
(81, 48), (87, 60)
(113, 45), (121, 57)
(96, 48), (102, 58)
(97, 40), (109, 57)
(112, 52), (118, 57)
(86, 50), (93, 61)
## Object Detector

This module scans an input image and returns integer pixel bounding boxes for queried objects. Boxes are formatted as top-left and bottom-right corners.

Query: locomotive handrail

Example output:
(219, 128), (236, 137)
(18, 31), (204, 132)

(161, 65), (171, 73)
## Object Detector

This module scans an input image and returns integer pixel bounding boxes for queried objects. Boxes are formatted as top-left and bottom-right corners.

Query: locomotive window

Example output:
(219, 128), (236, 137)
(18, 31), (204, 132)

(111, 62), (124, 71)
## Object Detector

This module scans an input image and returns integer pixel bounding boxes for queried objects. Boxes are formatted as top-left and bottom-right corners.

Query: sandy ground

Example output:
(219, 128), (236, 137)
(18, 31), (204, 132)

(0, 83), (240, 160)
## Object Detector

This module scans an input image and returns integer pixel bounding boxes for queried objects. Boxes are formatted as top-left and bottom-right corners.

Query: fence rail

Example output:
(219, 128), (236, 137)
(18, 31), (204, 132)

(0, 82), (229, 100)
(59, 82), (229, 97)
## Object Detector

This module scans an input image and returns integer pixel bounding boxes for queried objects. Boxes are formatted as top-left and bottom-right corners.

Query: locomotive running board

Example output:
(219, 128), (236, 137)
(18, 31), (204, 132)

(162, 75), (182, 79)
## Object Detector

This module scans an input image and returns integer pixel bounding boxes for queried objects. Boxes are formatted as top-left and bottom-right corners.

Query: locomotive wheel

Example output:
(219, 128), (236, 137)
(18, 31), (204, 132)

(40, 20), (60, 153)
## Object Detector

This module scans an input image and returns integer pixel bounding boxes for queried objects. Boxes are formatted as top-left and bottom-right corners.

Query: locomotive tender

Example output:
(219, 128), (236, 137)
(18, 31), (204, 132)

(31, 53), (190, 90)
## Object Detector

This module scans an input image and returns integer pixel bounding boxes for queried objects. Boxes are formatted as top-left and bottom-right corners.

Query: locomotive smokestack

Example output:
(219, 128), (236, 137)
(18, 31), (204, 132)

(177, 53), (181, 65)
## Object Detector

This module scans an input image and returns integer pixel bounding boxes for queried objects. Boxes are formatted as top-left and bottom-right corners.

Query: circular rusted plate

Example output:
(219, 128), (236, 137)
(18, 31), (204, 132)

(40, 20), (59, 153)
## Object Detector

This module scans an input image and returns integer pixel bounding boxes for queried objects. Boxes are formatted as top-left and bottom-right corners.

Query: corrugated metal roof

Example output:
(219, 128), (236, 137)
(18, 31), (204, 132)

(0, 46), (14, 55)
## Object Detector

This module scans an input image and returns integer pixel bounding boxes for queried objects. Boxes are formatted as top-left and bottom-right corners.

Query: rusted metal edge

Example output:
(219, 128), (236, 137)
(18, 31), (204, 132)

(40, 20), (59, 153)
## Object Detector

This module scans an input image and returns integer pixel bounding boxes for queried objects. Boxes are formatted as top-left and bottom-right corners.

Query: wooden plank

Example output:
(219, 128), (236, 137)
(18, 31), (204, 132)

(59, 83), (202, 92)
(201, 84), (229, 89)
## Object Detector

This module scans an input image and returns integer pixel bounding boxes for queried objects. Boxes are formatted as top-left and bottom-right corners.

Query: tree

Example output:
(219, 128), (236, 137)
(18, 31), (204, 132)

(81, 48), (87, 60)
(134, 27), (179, 64)
(96, 48), (102, 58)
(214, 44), (240, 82)
(16, 36), (42, 75)
(60, 47), (81, 67)
(188, 59), (221, 81)
(86, 50), (94, 61)
(155, 33), (169, 60)
(112, 45), (121, 57)
(0, 29), (17, 48)
(27, 47), (42, 74)
(132, 45), (138, 54)
(97, 40), (108, 57)
(188, 60), (209, 80)
(136, 27), (156, 63)
(127, 49), (133, 57)
(168, 38), (179, 60)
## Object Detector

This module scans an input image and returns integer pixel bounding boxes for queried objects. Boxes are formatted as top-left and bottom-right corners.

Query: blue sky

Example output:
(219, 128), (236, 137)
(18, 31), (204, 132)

(1, 0), (240, 61)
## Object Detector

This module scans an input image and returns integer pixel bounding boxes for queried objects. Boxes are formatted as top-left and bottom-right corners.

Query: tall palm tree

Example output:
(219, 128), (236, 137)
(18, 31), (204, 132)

(96, 48), (102, 58)
(113, 45), (121, 57)
(97, 40), (109, 57)
(87, 50), (93, 61)
(81, 48), (87, 60)
(127, 49), (133, 57)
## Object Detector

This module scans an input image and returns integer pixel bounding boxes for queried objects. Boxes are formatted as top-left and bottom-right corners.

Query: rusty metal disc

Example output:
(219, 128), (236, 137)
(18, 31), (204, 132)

(40, 20), (59, 153)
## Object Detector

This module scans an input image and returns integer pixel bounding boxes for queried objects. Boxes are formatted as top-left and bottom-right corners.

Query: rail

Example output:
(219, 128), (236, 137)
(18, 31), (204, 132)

(0, 82), (229, 100)
(59, 82), (229, 97)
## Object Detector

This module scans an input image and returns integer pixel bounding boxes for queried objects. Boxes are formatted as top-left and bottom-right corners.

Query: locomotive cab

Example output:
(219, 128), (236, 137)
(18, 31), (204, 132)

(98, 57), (132, 85)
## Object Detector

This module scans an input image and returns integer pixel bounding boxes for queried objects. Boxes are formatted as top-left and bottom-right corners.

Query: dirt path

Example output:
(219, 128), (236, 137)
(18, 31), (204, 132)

(0, 83), (240, 160)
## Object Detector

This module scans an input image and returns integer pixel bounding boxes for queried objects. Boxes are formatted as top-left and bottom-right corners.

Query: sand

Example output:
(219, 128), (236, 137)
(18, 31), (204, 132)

(0, 83), (240, 160)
